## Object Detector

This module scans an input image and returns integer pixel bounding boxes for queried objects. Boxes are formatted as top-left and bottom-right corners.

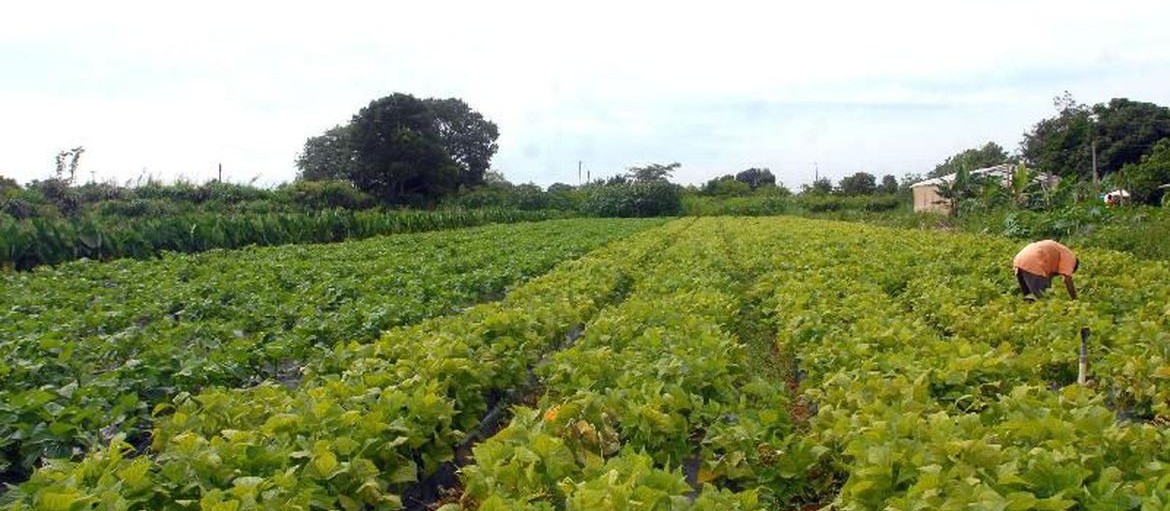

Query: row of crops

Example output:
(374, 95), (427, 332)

(754, 219), (1170, 508)
(4, 216), (1170, 509)
(0, 208), (565, 271)
(0, 218), (664, 487)
(2, 217), (686, 509)
(450, 218), (1170, 509)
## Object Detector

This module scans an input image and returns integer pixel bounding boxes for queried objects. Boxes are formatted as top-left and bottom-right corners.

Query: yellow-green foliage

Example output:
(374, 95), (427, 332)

(7, 217), (1170, 510)
(0, 219), (662, 485)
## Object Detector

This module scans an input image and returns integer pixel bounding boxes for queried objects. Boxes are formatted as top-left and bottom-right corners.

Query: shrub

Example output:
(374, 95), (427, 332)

(581, 182), (682, 217)
(682, 195), (793, 216)
(447, 186), (513, 209)
(796, 194), (901, 213)
(202, 181), (272, 204)
(89, 199), (183, 218)
(75, 182), (130, 203)
(276, 180), (375, 211)
(1113, 138), (1170, 205)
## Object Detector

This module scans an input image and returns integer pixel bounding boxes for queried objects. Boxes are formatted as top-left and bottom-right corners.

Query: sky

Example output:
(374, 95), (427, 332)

(3, 1), (1170, 189)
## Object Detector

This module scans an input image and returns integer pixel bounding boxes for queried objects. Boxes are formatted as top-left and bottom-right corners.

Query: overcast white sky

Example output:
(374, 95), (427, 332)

(3, 1), (1169, 188)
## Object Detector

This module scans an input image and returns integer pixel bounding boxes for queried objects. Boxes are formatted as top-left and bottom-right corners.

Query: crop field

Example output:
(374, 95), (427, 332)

(0, 208), (567, 271)
(4, 216), (1170, 510)
(0, 218), (664, 485)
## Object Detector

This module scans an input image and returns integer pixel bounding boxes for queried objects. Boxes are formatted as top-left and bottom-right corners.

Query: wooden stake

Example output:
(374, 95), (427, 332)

(1078, 327), (1090, 385)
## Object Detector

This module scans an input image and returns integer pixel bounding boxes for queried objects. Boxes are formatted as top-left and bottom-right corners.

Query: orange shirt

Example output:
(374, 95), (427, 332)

(1013, 240), (1077, 277)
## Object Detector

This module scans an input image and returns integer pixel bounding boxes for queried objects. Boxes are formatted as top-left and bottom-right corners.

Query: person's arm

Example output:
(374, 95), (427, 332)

(1064, 275), (1077, 300)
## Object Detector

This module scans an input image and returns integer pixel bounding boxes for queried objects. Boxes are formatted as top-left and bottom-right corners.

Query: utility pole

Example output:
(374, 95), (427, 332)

(90, 169), (96, 184)
(218, 163), (223, 183)
(814, 162), (819, 181)
(578, 161), (582, 186)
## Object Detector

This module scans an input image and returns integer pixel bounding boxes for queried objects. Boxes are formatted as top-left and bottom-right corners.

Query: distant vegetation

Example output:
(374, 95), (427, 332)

(3, 91), (1170, 269)
(0, 208), (564, 271)
(779, 93), (1170, 261)
(4, 90), (1170, 505)
(1, 178), (375, 220)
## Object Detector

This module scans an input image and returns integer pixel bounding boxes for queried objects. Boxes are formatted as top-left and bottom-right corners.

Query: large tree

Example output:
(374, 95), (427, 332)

(837, 172), (877, 195)
(627, 162), (680, 182)
(734, 168), (776, 189)
(348, 93), (459, 203)
(877, 174), (898, 195)
(1020, 93), (1094, 180)
(296, 124), (355, 181)
(702, 174), (751, 196)
(424, 98), (499, 187)
(929, 142), (1009, 178)
(1021, 93), (1170, 180)
(296, 93), (499, 203)
(1091, 98), (1170, 178)
(802, 177), (833, 195)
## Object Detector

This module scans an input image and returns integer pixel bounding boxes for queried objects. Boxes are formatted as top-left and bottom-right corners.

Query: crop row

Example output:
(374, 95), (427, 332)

(0, 218), (662, 484)
(753, 218), (1170, 508)
(452, 218), (862, 510)
(7, 216), (1170, 509)
(440, 217), (1170, 509)
(454, 218), (789, 509)
(0, 208), (566, 271)
(1, 219), (687, 510)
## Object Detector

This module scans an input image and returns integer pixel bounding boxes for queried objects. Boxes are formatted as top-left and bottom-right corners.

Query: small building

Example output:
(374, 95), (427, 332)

(910, 163), (1057, 214)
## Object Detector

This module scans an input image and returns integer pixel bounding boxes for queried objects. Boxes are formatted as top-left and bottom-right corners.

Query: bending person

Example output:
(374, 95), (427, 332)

(1013, 240), (1079, 300)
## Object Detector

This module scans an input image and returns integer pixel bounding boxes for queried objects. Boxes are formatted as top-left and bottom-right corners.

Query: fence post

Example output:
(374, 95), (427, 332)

(1078, 327), (1090, 385)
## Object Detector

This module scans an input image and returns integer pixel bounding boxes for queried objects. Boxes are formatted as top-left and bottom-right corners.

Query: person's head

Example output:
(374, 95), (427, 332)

(1073, 258), (1080, 274)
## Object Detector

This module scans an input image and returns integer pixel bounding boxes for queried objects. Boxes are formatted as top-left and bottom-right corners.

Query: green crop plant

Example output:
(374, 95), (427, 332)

(5, 217), (1170, 509)
(0, 218), (662, 485)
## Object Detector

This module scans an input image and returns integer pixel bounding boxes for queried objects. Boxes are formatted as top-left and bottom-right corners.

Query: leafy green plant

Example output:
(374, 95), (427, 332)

(581, 182), (682, 218)
(0, 218), (662, 484)
(7, 216), (1170, 510)
(0, 208), (569, 270)
(2, 219), (677, 509)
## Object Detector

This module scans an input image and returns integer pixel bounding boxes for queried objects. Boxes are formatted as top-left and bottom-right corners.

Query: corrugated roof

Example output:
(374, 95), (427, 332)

(910, 163), (1017, 188)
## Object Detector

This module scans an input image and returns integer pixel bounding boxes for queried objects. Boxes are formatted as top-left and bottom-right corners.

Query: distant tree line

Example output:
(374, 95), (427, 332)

(700, 168), (784, 196)
(792, 172), (900, 197)
(6, 91), (1170, 225)
(922, 93), (1170, 205)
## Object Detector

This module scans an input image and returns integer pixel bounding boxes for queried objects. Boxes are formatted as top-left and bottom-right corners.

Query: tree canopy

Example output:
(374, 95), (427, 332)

(425, 98), (500, 187)
(295, 93), (499, 204)
(702, 175), (751, 196)
(802, 177), (833, 195)
(1020, 93), (1170, 181)
(1091, 98), (1170, 179)
(0, 175), (19, 194)
(1020, 92), (1090, 180)
(734, 168), (776, 189)
(296, 125), (354, 182)
(627, 162), (680, 182)
(1114, 137), (1170, 205)
(348, 93), (458, 203)
(837, 172), (877, 195)
(928, 142), (1009, 178)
